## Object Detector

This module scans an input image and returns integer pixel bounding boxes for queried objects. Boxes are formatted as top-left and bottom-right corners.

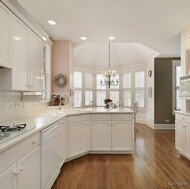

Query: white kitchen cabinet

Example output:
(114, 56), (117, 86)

(92, 121), (111, 151)
(175, 113), (190, 160)
(112, 121), (132, 151)
(0, 133), (40, 189)
(17, 147), (40, 189)
(0, 14), (44, 91)
(59, 118), (67, 166)
(92, 113), (133, 152)
(12, 15), (29, 91)
(0, 3), (12, 68)
(0, 164), (16, 189)
(68, 115), (91, 158)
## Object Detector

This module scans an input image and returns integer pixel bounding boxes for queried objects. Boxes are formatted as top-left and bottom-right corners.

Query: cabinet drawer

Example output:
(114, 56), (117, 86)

(112, 114), (132, 121)
(0, 133), (39, 173)
(68, 114), (88, 124)
(176, 113), (190, 123)
(92, 114), (111, 121)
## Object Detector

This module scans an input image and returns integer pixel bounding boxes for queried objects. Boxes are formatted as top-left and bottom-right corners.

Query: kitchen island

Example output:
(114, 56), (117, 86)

(0, 107), (134, 189)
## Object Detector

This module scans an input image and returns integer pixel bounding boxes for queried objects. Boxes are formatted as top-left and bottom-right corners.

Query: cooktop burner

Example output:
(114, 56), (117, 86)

(0, 123), (28, 143)
(0, 124), (26, 132)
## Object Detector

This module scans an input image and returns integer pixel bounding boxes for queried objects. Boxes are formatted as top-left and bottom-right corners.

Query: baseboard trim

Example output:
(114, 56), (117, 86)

(154, 124), (175, 129)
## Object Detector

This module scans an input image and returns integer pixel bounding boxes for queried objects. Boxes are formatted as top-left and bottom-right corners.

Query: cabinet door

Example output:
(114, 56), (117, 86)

(175, 121), (184, 153)
(12, 15), (29, 90)
(59, 124), (67, 166)
(0, 164), (16, 189)
(112, 121), (133, 151)
(29, 32), (42, 91)
(68, 121), (90, 158)
(17, 147), (40, 189)
(0, 3), (11, 68)
(184, 125), (190, 159)
(92, 121), (111, 151)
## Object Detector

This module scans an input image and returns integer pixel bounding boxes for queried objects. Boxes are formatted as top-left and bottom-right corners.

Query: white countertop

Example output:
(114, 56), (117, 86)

(0, 107), (134, 152)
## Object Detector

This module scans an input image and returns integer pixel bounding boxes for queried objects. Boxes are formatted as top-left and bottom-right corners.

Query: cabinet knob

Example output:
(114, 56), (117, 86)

(120, 117), (123, 119)
(13, 170), (20, 175)
(18, 166), (24, 172)
(32, 140), (37, 144)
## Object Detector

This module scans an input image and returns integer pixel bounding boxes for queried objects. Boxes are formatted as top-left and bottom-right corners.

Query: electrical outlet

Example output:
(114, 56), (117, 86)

(15, 102), (23, 108)
(165, 119), (169, 122)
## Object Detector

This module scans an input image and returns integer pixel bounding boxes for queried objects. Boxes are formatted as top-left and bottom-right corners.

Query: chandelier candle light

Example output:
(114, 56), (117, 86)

(100, 43), (118, 88)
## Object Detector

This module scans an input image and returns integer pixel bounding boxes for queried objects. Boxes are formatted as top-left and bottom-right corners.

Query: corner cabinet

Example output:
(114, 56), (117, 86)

(175, 113), (190, 160)
(0, 3), (12, 68)
(92, 113), (134, 153)
(68, 114), (91, 159)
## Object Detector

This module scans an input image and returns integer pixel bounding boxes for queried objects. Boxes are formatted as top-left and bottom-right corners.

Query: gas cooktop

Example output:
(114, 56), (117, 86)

(0, 123), (32, 144)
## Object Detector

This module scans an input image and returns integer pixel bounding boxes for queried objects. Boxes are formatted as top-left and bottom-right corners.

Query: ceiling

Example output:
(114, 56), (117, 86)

(17, 0), (190, 68)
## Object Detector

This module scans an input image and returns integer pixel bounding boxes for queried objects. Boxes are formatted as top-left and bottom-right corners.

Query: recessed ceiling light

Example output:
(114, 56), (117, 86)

(48, 20), (56, 25)
(80, 37), (87, 40)
(108, 36), (115, 40)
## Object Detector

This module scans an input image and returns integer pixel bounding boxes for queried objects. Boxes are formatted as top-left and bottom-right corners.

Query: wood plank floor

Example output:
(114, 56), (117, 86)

(52, 123), (190, 189)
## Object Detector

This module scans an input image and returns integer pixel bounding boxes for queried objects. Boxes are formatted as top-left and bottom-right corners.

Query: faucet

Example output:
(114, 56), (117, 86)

(116, 100), (123, 107)
(58, 95), (62, 110)
(89, 100), (95, 108)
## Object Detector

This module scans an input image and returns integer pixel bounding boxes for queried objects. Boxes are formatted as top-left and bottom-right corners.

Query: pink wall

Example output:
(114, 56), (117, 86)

(52, 40), (70, 93)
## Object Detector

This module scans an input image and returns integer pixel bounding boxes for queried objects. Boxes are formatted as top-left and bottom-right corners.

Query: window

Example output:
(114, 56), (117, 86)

(134, 71), (145, 108)
(85, 72), (94, 106)
(172, 60), (181, 111)
(96, 74), (106, 106)
(123, 73), (132, 107)
(74, 71), (82, 107)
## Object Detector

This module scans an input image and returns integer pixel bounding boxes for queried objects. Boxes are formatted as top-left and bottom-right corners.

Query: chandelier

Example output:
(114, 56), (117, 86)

(100, 43), (118, 88)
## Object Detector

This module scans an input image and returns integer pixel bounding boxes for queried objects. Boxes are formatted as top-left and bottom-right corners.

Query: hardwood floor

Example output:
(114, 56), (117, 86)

(52, 123), (190, 189)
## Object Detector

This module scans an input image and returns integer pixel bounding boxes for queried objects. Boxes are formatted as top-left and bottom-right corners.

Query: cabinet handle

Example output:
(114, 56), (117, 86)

(32, 140), (37, 144)
(13, 170), (20, 175)
(120, 117), (123, 119)
(18, 166), (24, 172)
(100, 117), (103, 119)
(86, 123), (88, 126)
(110, 122), (112, 126)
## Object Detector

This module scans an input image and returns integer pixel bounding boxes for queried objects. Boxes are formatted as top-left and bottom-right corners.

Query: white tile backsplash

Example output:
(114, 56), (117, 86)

(0, 92), (49, 122)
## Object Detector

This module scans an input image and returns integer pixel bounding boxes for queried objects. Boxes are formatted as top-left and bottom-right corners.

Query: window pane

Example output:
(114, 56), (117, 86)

(74, 90), (82, 107)
(85, 73), (93, 88)
(176, 89), (181, 110)
(96, 74), (106, 89)
(74, 71), (82, 88)
(123, 90), (131, 107)
(85, 91), (93, 106)
(110, 91), (119, 103)
(96, 91), (106, 106)
(135, 90), (145, 108)
(135, 71), (145, 88)
(176, 66), (181, 87)
(123, 73), (131, 88)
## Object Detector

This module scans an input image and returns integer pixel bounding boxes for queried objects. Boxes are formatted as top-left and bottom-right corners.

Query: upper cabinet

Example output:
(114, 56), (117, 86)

(0, 13), (45, 91)
(12, 15), (44, 91)
(0, 3), (12, 68)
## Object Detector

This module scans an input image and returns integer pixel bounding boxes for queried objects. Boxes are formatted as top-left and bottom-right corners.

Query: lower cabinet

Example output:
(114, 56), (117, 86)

(0, 146), (40, 189)
(68, 115), (91, 158)
(175, 113), (190, 160)
(59, 118), (67, 166)
(92, 114), (133, 152)
(92, 121), (112, 151)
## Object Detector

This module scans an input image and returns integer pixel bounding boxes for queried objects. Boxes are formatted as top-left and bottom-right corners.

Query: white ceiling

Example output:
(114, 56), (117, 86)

(17, 0), (190, 68)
